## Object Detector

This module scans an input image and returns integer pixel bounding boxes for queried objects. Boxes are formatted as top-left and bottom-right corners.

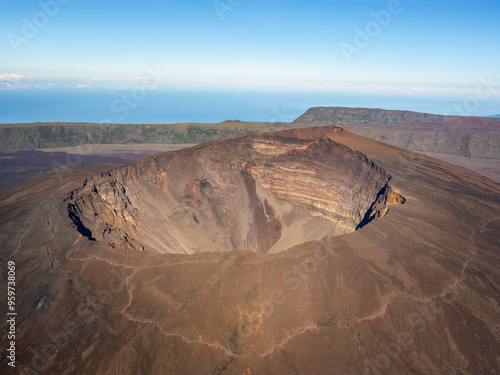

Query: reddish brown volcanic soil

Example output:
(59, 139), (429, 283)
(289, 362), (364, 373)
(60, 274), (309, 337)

(65, 130), (399, 254)
(1, 127), (500, 375)
(294, 107), (500, 183)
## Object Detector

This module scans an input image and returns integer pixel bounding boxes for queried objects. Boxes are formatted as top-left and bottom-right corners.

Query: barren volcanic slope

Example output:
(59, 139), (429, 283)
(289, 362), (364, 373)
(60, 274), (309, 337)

(294, 107), (500, 183)
(294, 107), (500, 158)
(1, 127), (500, 374)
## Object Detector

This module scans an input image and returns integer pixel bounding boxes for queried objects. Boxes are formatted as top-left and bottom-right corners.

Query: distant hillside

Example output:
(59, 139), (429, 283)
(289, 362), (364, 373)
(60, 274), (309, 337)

(294, 107), (452, 125)
(487, 114), (500, 118)
(293, 107), (500, 159)
(294, 107), (500, 130)
(0, 121), (294, 152)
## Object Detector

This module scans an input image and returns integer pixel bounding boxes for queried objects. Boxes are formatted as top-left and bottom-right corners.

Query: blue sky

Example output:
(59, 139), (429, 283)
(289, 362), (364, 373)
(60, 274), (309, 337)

(1, 0), (500, 97)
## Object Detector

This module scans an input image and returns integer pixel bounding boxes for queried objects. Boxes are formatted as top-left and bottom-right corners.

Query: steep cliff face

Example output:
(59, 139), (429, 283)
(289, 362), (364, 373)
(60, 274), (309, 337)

(0, 121), (275, 151)
(293, 107), (500, 159)
(65, 129), (402, 254)
(293, 106), (500, 129)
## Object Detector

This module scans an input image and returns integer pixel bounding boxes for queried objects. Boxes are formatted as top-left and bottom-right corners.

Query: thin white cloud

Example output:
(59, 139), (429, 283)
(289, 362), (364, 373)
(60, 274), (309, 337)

(0, 73), (23, 80)
(0, 72), (498, 99)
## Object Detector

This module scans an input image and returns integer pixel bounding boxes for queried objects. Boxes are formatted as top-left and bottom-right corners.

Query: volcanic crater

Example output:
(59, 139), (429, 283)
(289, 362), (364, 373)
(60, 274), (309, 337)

(3, 125), (500, 375)
(66, 128), (405, 254)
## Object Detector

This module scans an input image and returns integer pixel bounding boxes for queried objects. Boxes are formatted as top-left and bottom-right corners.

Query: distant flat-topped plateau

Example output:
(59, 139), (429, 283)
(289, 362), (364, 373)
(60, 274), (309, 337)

(1, 107), (499, 190)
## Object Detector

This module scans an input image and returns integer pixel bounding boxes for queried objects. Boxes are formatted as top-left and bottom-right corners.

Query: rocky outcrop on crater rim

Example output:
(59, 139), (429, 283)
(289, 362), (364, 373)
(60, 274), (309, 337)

(65, 128), (404, 254)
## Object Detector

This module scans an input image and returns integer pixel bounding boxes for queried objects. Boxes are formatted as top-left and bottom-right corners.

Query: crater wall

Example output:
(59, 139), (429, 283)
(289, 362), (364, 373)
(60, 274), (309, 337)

(65, 130), (402, 254)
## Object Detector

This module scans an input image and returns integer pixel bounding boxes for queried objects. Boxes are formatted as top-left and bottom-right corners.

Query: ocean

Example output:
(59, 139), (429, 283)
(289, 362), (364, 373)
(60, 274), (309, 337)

(0, 89), (497, 124)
